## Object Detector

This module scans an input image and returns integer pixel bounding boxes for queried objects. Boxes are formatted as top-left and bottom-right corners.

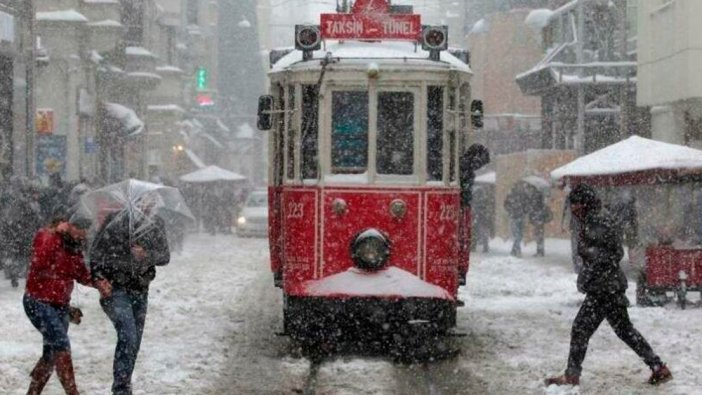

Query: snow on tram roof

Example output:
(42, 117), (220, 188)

(270, 40), (471, 73)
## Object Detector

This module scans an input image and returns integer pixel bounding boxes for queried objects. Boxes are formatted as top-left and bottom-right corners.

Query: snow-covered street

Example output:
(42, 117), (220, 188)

(1, 234), (701, 394)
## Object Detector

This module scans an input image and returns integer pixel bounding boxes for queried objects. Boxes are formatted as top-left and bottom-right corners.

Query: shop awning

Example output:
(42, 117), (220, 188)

(180, 165), (247, 183)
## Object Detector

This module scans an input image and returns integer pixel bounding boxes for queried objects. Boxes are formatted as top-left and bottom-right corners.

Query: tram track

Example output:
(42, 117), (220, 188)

(292, 343), (482, 395)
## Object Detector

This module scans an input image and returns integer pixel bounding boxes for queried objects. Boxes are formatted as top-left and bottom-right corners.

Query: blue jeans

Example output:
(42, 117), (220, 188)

(509, 217), (524, 256)
(100, 287), (148, 395)
(23, 294), (70, 361)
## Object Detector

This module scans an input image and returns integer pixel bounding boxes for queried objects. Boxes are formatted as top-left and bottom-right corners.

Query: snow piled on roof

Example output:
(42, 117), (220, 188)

(37, 9), (88, 23)
(303, 266), (453, 300)
(524, 8), (554, 30)
(551, 135), (702, 180)
(271, 41), (470, 73)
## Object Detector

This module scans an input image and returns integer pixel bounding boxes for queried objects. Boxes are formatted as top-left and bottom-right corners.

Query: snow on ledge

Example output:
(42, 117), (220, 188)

(147, 104), (185, 113)
(126, 46), (157, 58)
(156, 65), (184, 74)
(37, 9), (88, 23)
(87, 19), (123, 28)
(303, 266), (453, 300)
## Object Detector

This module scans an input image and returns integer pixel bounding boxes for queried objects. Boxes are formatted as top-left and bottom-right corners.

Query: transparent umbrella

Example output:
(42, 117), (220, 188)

(72, 179), (194, 253)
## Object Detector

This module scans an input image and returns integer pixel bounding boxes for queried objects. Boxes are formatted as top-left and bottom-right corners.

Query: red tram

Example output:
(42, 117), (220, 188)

(257, 0), (489, 339)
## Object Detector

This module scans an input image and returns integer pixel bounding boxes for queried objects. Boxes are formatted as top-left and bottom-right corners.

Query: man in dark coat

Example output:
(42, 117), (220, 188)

(503, 182), (530, 257)
(528, 190), (552, 257)
(545, 183), (672, 387)
(90, 194), (170, 395)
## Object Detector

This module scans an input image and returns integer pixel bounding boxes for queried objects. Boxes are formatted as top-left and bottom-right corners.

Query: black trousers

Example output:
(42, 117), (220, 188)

(566, 293), (661, 376)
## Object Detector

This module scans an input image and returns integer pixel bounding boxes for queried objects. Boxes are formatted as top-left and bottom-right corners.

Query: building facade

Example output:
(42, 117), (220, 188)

(0, 0), (33, 181)
(516, 0), (646, 155)
(636, 0), (702, 149)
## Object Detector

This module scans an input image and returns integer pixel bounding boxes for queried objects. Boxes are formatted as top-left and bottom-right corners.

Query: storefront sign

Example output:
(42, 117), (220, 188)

(36, 134), (66, 177)
(36, 108), (54, 134)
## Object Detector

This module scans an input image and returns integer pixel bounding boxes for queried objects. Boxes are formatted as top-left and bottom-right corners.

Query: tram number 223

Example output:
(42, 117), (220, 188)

(287, 202), (304, 219)
(439, 204), (459, 221)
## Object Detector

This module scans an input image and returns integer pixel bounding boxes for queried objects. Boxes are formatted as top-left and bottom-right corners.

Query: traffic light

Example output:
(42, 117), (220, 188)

(196, 67), (208, 90)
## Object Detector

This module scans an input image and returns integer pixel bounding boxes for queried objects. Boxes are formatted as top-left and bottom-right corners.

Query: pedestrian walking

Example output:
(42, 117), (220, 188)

(23, 210), (110, 395)
(90, 192), (170, 395)
(504, 182), (530, 257)
(4, 178), (44, 287)
(545, 183), (672, 387)
(528, 190), (552, 257)
(471, 185), (491, 253)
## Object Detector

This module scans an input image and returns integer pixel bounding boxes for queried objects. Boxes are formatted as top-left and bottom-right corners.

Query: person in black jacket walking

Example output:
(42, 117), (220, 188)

(545, 183), (672, 387)
(90, 193), (170, 395)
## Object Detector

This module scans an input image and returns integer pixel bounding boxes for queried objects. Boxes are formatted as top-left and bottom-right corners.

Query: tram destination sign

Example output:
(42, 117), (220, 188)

(320, 13), (421, 40)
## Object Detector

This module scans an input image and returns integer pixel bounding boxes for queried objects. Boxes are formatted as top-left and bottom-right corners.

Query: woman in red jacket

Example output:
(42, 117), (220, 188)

(23, 214), (110, 395)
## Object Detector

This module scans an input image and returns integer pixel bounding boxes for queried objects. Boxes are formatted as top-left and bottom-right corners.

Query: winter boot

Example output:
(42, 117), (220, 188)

(27, 357), (54, 395)
(544, 374), (580, 386)
(54, 351), (79, 395)
(648, 364), (672, 385)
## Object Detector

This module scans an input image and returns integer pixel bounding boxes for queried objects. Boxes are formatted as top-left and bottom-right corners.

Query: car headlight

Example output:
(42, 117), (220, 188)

(237, 216), (246, 225)
(350, 228), (390, 271)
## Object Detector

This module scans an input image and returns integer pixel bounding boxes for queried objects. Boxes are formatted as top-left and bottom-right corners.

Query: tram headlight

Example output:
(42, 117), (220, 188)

(350, 229), (390, 271)
(237, 216), (246, 225)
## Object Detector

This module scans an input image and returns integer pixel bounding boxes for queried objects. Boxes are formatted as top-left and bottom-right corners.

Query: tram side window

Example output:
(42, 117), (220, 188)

(301, 85), (318, 179)
(427, 86), (444, 181)
(331, 91), (368, 173)
(286, 87), (296, 180)
(274, 84), (285, 184)
(377, 92), (414, 175)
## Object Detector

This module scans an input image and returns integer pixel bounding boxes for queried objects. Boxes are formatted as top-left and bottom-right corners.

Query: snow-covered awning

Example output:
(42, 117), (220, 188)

(551, 136), (702, 186)
(103, 102), (144, 137)
(180, 165), (247, 183)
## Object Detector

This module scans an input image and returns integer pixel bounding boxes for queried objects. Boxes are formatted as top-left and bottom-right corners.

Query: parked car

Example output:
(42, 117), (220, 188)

(236, 189), (268, 237)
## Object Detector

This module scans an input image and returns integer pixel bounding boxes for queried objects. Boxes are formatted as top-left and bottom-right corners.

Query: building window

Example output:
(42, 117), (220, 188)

(121, 0), (144, 45)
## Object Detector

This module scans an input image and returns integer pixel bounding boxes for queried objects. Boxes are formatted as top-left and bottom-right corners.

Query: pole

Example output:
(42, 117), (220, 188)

(24, 0), (36, 178)
(618, 0), (629, 140)
(575, 0), (585, 154)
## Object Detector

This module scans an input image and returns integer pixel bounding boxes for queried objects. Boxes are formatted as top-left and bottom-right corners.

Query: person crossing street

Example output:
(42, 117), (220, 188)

(545, 183), (672, 387)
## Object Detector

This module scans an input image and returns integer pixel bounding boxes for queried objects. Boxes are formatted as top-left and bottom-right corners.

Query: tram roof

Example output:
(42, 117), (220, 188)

(270, 41), (471, 74)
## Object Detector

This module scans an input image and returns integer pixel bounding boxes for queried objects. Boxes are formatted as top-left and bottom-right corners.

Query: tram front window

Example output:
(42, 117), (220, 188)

(331, 91), (368, 173)
(377, 92), (414, 175)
